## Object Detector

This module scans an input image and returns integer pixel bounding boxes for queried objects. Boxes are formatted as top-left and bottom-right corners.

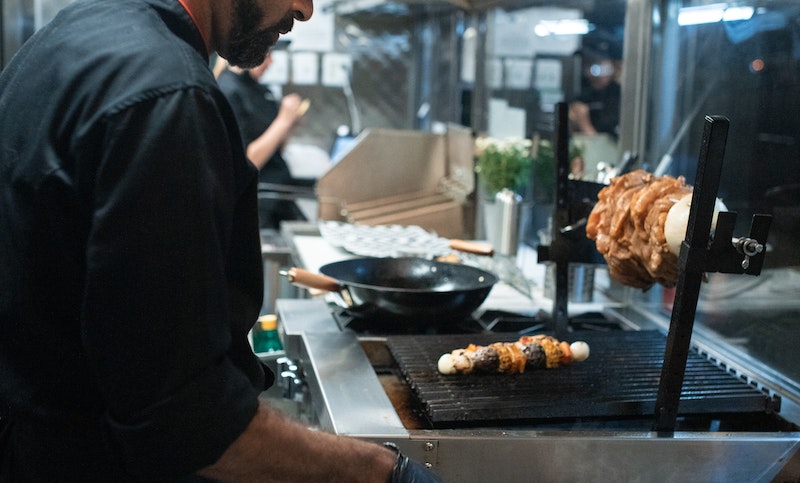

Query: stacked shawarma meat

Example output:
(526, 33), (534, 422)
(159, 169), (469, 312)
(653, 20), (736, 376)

(585, 169), (730, 290)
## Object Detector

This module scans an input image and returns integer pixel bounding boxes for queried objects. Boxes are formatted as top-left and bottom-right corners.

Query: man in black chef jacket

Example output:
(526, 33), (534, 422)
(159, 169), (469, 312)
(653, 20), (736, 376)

(0, 0), (439, 481)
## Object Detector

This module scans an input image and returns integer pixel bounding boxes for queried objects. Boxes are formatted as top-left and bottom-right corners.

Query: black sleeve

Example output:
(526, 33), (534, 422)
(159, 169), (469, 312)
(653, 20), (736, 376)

(81, 86), (262, 477)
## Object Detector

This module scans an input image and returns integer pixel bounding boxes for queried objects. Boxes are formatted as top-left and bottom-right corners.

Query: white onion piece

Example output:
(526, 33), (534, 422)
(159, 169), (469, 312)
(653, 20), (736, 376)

(664, 194), (727, 256)
(437, 353), (457, 374)
(570, 341), (590, 362)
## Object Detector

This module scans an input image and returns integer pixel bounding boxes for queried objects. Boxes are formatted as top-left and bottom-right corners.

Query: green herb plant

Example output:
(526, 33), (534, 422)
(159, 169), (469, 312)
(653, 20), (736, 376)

(474, 137), (532, 196)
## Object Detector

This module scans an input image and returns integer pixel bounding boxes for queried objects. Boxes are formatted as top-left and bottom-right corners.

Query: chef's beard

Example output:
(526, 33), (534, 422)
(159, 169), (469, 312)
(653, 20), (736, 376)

(225, 0), (280, 68)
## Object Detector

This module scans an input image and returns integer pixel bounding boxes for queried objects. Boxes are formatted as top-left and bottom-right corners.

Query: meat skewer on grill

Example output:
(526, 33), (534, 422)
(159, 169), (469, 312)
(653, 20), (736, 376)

(437, 335), (590, 375)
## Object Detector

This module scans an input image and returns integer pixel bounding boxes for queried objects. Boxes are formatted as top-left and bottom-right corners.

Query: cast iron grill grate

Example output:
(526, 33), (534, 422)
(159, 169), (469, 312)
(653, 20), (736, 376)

(386, 330), (779, 427)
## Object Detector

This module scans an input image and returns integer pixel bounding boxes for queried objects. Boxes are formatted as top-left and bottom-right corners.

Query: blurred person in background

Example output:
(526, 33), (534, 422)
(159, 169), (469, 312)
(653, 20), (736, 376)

(569, 44), (622, 141)
(0, 0), (439, 481)
(218, 44), (314, 229)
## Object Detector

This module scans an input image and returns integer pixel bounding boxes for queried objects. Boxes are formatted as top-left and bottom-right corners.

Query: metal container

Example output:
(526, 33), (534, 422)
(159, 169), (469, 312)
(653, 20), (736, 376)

(483, 188), (522, 256)
(544, 263), (595, 302)
(495, 188), (522, 256)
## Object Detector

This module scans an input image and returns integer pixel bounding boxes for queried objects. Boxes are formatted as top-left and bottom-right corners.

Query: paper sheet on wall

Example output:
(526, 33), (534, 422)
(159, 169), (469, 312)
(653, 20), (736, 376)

(488, 99), (525, 139)
(291, 52), (319, 86)
(534, 58), (562, 90)
(504, 58), (533, 89)
(321, 53), (352, 87)
(260, 50), (290, 85)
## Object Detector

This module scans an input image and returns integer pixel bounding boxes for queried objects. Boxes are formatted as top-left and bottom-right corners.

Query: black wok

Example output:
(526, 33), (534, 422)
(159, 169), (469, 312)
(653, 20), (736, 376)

(284, 257), (498, 323)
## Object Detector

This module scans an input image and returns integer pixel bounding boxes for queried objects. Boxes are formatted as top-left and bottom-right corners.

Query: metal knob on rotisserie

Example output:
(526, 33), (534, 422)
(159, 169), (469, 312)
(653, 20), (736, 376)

(733, 237), (764, 270)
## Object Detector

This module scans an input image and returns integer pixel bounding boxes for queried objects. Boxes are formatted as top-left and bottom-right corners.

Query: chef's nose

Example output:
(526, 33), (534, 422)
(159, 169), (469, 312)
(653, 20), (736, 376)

(292, 0), (313, 22)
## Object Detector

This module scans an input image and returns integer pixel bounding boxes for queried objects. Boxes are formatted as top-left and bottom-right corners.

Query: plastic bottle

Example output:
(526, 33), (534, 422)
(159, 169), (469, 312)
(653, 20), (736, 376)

(252, 314), (283, 353)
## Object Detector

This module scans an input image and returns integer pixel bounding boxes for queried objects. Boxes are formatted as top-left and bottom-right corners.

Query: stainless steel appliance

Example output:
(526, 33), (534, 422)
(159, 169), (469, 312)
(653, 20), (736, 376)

(275, 297), (800, 482)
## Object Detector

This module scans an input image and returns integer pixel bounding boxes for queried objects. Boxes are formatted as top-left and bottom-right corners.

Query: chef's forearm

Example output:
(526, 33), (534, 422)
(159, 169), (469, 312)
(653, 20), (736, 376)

(246, 115), (295, 170)
(198, 401), (396, 482)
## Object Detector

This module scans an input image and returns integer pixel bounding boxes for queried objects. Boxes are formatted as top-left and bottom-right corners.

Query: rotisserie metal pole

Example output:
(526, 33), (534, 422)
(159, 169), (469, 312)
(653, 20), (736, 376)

(653, 115), (730, 433)
(551, 102), (571, 338)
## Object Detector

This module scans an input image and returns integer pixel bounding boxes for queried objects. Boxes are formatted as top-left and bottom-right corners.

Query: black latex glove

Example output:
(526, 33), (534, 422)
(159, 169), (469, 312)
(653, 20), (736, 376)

(384, 443), (443, 483)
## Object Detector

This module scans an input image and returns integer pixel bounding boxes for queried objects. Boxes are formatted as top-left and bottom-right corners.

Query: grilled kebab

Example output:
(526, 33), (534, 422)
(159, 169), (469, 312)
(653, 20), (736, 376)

(437, 335), (590, 375)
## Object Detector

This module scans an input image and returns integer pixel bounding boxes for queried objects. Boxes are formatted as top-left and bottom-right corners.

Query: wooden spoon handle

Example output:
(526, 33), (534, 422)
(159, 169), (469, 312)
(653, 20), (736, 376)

(448, 239), (495, 257)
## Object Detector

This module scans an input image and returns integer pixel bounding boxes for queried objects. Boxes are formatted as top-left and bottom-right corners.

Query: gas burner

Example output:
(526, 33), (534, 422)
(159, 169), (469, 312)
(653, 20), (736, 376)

(329, 306), (484, 335)
(328, 306), (624, 336)
(481, 310), (625, 334)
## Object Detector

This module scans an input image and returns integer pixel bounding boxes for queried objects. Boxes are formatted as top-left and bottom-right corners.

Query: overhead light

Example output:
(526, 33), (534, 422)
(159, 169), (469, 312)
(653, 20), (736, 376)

(678, 3), (754, 26)
(722, 6), (755, 22)
(534, 19), (591, 37)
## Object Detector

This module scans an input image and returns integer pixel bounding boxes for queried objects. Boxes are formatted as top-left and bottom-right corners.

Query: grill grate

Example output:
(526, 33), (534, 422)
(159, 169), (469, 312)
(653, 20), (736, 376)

(387, 330), (779, 427)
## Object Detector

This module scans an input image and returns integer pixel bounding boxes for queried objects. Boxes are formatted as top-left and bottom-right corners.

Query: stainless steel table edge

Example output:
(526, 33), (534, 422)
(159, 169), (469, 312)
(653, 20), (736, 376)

(361, 431), (800, 483)
(278, 298), (407, 436)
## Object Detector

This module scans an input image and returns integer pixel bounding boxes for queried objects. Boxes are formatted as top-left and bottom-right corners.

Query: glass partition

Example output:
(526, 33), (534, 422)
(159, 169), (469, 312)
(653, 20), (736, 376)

(622, 0), (800, 391)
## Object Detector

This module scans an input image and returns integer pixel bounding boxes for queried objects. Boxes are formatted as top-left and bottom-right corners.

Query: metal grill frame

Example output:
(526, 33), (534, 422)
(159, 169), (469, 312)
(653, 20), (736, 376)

(388, 330), (779, 427)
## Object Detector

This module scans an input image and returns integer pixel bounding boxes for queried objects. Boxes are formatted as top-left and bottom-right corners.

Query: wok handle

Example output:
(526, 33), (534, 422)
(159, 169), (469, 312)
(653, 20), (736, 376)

(283, 267), (341, 292)
(449, 239), (495, 257)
